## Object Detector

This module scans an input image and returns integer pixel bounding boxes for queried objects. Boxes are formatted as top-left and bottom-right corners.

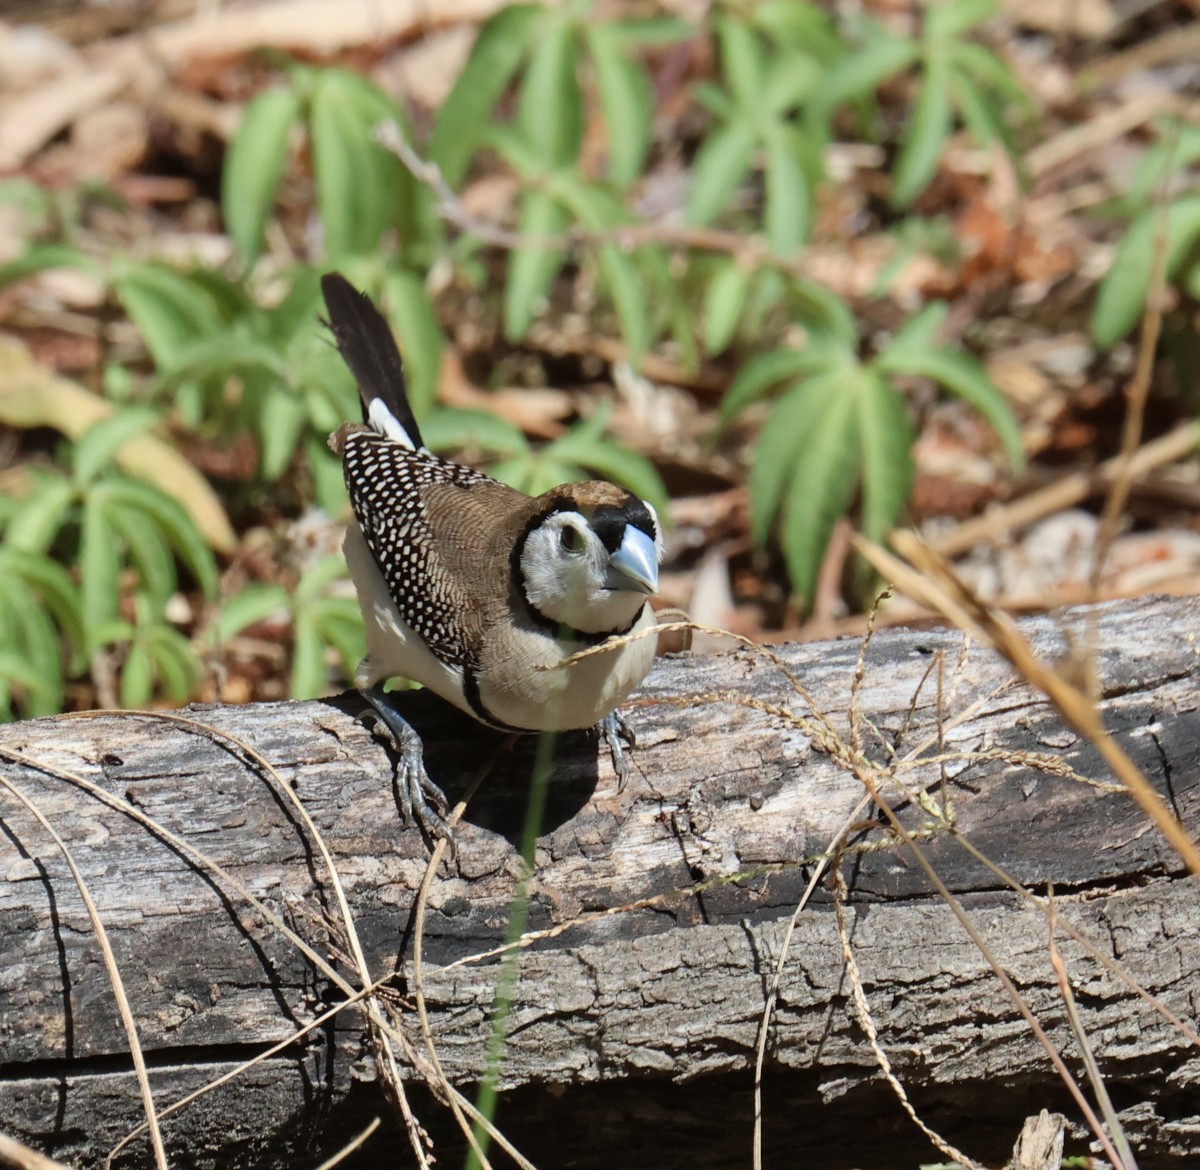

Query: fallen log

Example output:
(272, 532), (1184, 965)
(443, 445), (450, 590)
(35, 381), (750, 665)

(0, 594), (1197, 1170)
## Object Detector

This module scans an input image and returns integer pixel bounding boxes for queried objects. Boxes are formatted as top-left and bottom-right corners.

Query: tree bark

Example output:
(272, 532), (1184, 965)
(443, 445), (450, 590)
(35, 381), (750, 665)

(1, 594), (1197, 1170)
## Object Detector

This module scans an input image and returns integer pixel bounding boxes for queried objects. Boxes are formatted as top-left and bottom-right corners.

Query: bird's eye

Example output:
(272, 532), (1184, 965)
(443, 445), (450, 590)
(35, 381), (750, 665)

(559, 526), (583, 552)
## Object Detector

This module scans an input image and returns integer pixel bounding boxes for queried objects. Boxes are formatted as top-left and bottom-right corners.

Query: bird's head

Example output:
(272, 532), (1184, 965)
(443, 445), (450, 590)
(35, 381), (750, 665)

(516, 483), (662, 635)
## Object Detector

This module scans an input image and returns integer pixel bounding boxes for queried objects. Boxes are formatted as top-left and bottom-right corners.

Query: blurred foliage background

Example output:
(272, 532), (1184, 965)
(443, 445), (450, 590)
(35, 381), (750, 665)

(0, 0), (1197, 720)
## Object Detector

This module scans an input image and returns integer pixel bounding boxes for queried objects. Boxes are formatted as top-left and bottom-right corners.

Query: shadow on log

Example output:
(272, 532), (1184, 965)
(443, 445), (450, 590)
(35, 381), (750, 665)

(0, 595), (1198, 1169)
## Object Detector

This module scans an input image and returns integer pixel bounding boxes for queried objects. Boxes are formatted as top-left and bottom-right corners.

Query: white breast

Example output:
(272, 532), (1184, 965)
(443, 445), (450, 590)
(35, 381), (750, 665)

(475, 605), (658, 732)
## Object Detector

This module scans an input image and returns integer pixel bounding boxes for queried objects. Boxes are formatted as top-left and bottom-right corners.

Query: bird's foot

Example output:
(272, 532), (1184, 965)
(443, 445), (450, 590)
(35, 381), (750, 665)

(361, 685), (452, 842)
(598, 709), (636, 792)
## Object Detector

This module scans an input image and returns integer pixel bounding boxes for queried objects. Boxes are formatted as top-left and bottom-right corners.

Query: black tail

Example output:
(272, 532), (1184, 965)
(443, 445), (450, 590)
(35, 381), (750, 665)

(320, 273), (423, 449)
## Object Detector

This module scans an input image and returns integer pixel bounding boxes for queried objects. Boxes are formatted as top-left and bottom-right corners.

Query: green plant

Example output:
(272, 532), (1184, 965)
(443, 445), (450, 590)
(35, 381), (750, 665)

(817, 0), (1025, 207)
(1091, 118), (1200, 347)
(723, 297), (1023, 606)
(213, 555), (364, 700)
(431, 2), (688, 352)
(0, 546), (83, 719)
(686, 11), (826, 257)
(2, 409), (217, 708)
(222, 65), (425, 267)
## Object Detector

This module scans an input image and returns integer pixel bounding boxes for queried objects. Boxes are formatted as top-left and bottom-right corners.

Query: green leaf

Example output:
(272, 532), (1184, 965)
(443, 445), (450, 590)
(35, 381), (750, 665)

(886, 301), (947, 353)
(951, 41), (1027, 107)
(720, 346), (831, 422)
(214, 583), (290, 642)
(119, 639), (154, 708)
(73, 408), (159, 487)
(608, 17), (693, 48)
(685, 121), (758, 228)
(106, 501), (177, 606)
(6, 474), (74, 553)
(290, 613), (327, 700)
(747, 369), (840, 545)
(504, 188), (570, 339)
(587, 25), (652, 186)
(881, 346), (1024, 469)
(258, 382), (306, 480)
(704, 262), (752, 355)
(431, 4), (543, 187)
(517, 17), (583, 168)
(1091, 194), (1200, 347)
(892, 51), (952, 208)
(813, 33), (918, 116)
(114, 264), (228, 368)
(312, 604), (365, 682)
(294, 554), (350, 605)
(160, 334), (288, 391)
(80, 492), (121, 648)
(421, 408), (530, 458)
(383, 269), (444, 419)
(778, 378), (862, 605)
(716, 15), (766, 112)
(103, 478), (219, 599)
(310, 70), (401, 261)
(0, 650), (56, 707)
(759, 53), (821, 117)
(148, 624), (199, 703)
(950, 68), (1007, 151)
(929, 0), (996, 41)
(0, 548), (85, 667)
(0, 244), (101, 292)
(597, 244), (650, 362)
(0, 579), (63, 715)
(857, 372), (915, 543)
(222, 85), (302, 266)
(763, 128), (809, 256)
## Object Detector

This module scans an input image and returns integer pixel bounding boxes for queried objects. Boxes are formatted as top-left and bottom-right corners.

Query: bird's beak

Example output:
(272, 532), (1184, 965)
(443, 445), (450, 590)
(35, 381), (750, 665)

(605, 526), (659, 595)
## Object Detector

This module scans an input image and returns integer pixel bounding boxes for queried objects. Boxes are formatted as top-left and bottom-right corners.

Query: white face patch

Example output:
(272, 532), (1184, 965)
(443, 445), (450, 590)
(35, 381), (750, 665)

(519, 509), (653, 635)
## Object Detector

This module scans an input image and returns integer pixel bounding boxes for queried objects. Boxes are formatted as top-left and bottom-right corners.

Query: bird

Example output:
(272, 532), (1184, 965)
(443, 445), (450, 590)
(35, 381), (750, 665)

(320, 273), (663, 835)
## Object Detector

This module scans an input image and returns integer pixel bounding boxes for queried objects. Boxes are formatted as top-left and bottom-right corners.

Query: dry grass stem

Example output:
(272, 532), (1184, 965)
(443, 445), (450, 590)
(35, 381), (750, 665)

(751, 789), (876, 1170)
(855, 767), (1129, 1168)
(0, 1129), (76, 1170)
(0, 775), (169, 1170)
(855, 534), (1200, 877)
(831, 865), (986, 1170)
(311, 1118), (381, 1170)
(1089, 123), (1175, 599)
(1046, 892), (1138, 1170)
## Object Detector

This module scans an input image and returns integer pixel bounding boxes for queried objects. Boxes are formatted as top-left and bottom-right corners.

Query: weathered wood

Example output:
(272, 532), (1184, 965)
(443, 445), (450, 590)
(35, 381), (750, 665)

(0, 594), (1197, 1169)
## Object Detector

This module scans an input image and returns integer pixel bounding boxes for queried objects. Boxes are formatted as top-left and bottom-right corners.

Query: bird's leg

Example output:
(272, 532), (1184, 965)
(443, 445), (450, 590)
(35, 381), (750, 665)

(598, 709), (636, 792)
(360, 684), (451, 839)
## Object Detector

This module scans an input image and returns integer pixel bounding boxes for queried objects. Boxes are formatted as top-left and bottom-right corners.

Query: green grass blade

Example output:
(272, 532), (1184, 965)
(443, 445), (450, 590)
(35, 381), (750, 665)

(703, 262), (752, 356)
(779, 379), (862, 606)
(892, 51), (952, 208)
(222, 85), (301, 266)
(587, 24), (652, 186)
(517, 17), (583, 168)
(431, 4), (542, 186)
(685, 120), (757, 228)
(504, 188), (570, 340)
(383, 269), (445, 419)
(857, 371), (915, 544)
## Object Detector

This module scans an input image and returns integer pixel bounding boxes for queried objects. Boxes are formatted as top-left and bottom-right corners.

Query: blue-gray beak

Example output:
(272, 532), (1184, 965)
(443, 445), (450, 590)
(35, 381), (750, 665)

(605, 526), (658, 595)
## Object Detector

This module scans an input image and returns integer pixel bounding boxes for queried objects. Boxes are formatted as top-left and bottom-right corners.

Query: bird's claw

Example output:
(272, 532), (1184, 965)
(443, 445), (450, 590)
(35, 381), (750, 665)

(361, 685), (455, 845)
(598, 709), (636, 792)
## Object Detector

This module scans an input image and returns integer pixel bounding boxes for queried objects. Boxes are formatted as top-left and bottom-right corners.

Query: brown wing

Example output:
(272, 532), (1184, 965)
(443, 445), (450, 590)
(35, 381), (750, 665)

(342, 430), (525, 668)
